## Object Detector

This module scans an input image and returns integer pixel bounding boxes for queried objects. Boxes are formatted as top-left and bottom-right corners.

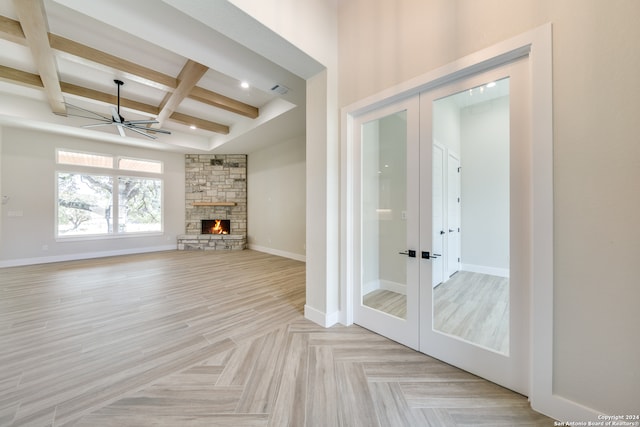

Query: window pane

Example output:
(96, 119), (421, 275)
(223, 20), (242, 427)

(57, 150), (114, 168)
(118, 177), (162, 233)
(119, 157), (162, 173)
(57, 173), (113, 236)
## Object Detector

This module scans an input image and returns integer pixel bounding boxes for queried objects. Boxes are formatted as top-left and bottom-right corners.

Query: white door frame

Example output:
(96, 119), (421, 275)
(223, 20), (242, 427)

(341, 24), (559, 418)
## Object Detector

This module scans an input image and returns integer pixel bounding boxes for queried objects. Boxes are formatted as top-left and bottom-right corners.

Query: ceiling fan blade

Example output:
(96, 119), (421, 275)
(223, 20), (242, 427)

(111, 106), (122, 123)
(65, 102), (112, 121)
(116, 123), (126, 137)
(149, 128), (172, 135)
(81, 122), (113, 128)
(127, 124), (172, 135)
(124, 125), (157, 139)
(70, 113), (113, 122)
(122, 120), (159, 125)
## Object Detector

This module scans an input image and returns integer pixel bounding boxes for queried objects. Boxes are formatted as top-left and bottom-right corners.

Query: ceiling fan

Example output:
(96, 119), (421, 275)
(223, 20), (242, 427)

(66, 79), (171, 139)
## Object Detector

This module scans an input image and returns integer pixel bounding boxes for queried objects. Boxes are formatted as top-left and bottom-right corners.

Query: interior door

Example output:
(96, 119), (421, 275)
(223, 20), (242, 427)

(353, 96), (420, 350)
(419, 58), (531, 394)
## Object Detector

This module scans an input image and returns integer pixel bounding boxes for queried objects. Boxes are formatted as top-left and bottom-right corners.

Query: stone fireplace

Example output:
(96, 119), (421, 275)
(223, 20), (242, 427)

(177, 154), (247, 251)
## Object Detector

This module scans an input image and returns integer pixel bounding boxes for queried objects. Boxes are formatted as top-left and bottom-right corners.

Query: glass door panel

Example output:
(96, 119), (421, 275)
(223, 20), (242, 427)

(361, 110), (408, 319)
(431, 78), (511, 355)
(353, 96), (420, 350)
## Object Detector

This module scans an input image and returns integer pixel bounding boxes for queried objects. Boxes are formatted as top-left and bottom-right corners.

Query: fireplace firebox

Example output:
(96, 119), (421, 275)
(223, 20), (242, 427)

(201, 219), (230, 235)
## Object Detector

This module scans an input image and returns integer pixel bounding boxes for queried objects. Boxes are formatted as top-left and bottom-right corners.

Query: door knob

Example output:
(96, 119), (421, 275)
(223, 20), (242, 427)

(440, 230), (445, 235)
(398, 250), (416, 258)
(421, 251), (441, 259)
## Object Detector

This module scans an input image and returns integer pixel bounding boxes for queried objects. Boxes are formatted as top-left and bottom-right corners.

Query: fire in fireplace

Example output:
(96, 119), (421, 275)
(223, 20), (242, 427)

(201, 219), (230, 235)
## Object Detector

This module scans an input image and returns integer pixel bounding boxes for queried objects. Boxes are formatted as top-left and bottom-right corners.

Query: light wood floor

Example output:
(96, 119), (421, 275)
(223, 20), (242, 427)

(0, 250), (553, 426)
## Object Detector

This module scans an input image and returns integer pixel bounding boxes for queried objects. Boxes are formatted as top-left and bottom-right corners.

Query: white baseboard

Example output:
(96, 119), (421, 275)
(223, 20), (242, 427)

(248, 244), (306, 262)
(304, 304), (339, 327)
(0, 244), (176, 268)
(461, 263), (510, 278)
(533, 393), (603, 424)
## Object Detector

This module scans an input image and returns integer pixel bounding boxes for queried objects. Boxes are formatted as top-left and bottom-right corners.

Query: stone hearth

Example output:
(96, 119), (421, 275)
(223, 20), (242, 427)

(177, 234), (246, 251)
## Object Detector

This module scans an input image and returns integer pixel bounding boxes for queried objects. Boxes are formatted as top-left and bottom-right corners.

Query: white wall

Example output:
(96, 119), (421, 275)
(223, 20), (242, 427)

(0, 127), (3, 246)
(0, 127), (185, 266)
(338, 0), (640, 417)
(229, 0), (341, 326)
(247, 136), (305, 261)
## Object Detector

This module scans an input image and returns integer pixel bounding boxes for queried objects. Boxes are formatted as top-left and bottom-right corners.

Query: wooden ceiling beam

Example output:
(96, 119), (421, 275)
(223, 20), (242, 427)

(189, 86), (259, 119)
(0, 64), (231, 135)
(0, 15), (177, 91)
(0, 64), (43, 87)
(13, 0), (66, 115)
(0, 13), (259, 122)
(0, 14), (26, 45)
(156, 60), (208, 126)
(49, 34), (177, 92)
(169, 112), (230, 135)
(0, 12), (259, 130)
(60, 82), (160, 117)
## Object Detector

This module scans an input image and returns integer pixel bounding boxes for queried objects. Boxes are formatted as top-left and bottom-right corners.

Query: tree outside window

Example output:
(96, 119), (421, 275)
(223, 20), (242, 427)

(57, 173), (113, 235)
(56, 151), (163, 238)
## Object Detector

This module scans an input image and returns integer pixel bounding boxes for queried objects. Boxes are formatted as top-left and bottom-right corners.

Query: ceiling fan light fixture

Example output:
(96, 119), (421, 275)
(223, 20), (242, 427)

(65, 79), (171, 140)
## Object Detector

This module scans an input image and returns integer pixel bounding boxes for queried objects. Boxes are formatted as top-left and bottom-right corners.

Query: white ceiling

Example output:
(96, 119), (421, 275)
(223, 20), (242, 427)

(0, 0), (322, 153)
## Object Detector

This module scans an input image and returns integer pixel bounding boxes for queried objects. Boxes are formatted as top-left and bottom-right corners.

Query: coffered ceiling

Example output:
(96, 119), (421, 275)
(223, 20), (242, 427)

(0, 0), (317, 153)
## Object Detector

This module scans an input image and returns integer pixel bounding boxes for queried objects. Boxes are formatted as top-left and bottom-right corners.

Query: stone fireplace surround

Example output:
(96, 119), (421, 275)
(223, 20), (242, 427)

(177, 154), (247, 251)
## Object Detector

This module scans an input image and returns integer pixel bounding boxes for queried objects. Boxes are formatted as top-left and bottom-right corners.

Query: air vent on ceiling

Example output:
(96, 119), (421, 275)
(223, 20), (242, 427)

(271, 84), (289, 95)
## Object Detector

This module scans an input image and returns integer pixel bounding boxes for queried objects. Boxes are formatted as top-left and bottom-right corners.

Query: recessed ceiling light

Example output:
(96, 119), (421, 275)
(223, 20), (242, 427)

(240, 81), (250, 89)
(190, 125), (197, 130)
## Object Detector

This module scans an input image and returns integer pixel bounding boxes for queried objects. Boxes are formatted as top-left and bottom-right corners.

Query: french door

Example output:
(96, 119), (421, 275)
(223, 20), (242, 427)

(353, 58), (530, 394)
(353, 96), (420, 350)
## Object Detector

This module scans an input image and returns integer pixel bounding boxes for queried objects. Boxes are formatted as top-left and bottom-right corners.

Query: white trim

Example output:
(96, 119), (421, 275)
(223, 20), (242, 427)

(304, 304), (339, 327)
(340, 109), (355, 326)
(0, 244), (176, 268)
(247, 244), (306, 262)
(461, 264), (510, 278)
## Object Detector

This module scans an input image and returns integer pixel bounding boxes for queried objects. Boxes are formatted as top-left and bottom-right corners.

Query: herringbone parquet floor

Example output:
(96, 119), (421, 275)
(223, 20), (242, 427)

(0, 250), (554, 426)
